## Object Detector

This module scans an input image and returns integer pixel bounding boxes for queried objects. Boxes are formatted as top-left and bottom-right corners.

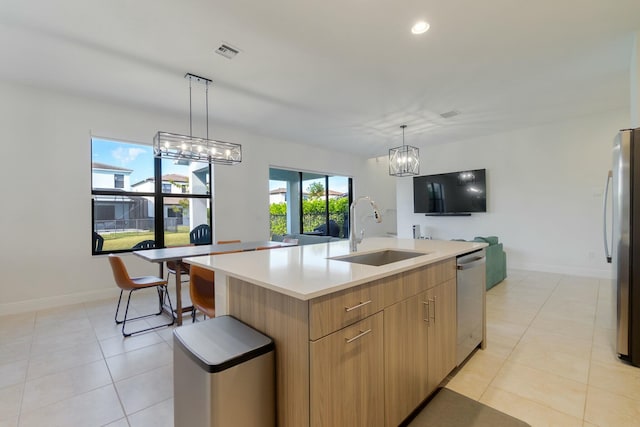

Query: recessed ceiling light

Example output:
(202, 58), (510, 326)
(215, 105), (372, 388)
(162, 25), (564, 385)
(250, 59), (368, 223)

(411, 21), (430, 35)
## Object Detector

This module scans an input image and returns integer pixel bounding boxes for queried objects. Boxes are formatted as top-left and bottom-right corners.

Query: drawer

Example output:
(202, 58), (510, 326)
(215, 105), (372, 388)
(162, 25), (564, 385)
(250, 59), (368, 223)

(384, 259), (456, 306)
(309, 278), (386, 340)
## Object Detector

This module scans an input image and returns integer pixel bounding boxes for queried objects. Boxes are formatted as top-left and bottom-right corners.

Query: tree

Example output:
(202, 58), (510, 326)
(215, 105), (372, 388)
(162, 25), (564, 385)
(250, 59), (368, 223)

(307, 182), (325, 199)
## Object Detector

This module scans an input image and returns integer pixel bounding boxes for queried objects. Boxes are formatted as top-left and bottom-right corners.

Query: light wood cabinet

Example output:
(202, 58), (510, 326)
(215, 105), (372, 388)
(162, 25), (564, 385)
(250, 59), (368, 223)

(383, 293), (429, 427)
(228, 259), (467, 427)
(309, 276), (388, 340)
(426, 278), (457, 392)
(310, 312), (384, 427)
(383, 278), (457, 426)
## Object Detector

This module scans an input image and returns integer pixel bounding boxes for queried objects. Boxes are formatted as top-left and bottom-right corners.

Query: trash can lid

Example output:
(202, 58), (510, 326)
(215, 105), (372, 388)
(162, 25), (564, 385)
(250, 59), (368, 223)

(173, 315), (274, 373)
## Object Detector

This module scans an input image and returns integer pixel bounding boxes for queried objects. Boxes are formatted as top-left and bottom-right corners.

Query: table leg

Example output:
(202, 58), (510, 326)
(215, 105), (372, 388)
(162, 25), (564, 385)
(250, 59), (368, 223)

(175, 265), (183, 326)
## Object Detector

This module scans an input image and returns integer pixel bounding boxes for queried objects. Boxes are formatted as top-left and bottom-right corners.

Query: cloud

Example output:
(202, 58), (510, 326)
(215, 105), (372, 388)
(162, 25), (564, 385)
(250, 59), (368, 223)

(111, 147), (146, 164)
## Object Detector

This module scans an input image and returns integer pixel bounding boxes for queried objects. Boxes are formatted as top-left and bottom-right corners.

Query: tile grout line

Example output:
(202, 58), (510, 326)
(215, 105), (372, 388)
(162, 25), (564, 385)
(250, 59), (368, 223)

(89, 300), (132, 427)
(478, 273), (562, 405)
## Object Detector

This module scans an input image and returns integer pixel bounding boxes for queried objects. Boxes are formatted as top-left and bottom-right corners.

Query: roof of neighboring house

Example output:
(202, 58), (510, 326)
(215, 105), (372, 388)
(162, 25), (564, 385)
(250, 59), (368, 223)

(91, 162), (133, 172)
(164, 197), (187, 205)
(163, 174), (189, 183)
(270, 187), (287, 194)
(132, 174), (189, 187)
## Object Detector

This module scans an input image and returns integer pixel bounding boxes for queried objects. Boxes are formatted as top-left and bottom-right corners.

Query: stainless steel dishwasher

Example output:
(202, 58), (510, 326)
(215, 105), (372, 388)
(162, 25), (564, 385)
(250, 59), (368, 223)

(456, 249), (486, 366)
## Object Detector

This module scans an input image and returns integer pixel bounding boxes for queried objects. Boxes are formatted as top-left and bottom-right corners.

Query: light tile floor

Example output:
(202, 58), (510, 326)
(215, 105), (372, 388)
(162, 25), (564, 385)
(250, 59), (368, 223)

(445, 270), (640, 427)
(0, 270), (638, 426)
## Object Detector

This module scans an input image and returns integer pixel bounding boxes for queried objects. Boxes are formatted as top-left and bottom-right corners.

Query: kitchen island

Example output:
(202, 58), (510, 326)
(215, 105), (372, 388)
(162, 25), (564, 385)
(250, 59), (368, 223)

(185, 237), (487, 427)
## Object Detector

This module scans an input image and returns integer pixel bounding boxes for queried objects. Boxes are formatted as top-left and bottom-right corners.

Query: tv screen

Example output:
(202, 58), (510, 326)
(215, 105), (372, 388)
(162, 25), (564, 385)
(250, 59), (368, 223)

(413, 169), (487, 214)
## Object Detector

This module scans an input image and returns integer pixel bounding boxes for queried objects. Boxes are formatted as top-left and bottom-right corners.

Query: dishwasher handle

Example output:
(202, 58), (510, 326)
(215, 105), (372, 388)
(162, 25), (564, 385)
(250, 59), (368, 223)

(456, 256), (486, 270)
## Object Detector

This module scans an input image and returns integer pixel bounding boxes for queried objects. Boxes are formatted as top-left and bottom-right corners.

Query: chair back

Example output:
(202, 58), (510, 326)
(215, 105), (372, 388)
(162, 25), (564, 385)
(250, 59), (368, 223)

(189, 265), (216, 318)
(93, 232), (104, 252)
(132, 240), (156, 249)
(217, 240), (241, 244)
(108, 254), (135, 291)
(190, 224), (211, 245)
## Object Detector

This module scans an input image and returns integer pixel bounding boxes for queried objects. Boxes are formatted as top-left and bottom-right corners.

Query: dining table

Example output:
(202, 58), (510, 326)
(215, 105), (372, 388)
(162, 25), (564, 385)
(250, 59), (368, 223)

(133, 240), (292, 325)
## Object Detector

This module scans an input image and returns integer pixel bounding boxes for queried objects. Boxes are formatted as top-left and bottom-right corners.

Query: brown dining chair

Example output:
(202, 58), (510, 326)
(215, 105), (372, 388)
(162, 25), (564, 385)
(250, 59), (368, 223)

(189, 250), (243, 322)
(217, 240), (241, 244)
(108, 254), (175, 336)
(166, 260), (190, 283)
(256, 245), (282, 250)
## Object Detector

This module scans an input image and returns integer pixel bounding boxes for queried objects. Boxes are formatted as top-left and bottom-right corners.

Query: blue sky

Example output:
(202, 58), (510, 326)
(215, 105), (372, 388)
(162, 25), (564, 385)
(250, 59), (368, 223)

(92, 138), (182, 183)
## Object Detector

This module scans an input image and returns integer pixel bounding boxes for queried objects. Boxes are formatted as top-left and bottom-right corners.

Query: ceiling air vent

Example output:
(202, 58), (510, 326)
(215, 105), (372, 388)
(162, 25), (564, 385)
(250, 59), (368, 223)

(215, 44), (240, 59)
(440, 110), (460, 119)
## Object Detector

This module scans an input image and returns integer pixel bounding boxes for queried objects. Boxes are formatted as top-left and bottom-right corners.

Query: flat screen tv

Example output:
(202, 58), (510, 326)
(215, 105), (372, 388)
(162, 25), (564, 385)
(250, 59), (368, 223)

(413, 169), (487, 215)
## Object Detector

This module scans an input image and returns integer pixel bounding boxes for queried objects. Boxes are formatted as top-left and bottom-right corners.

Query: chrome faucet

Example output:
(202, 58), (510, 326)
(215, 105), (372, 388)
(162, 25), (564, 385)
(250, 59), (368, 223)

(349, 196), (382, 252)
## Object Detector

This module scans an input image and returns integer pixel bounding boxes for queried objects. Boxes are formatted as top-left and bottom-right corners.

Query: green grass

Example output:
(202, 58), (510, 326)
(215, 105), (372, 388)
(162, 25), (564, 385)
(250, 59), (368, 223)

(101, 229), (191, 251)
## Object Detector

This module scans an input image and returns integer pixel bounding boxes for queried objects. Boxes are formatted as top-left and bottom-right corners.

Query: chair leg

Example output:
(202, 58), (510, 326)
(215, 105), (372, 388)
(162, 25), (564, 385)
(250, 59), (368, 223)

(116, 286), (176, 337)
(114, 290), (125, 324)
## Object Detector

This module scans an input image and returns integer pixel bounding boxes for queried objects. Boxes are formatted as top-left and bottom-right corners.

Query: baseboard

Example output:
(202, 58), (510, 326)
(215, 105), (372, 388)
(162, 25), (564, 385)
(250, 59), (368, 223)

(0, 288), (120, 316)
(509, 262), (613, 280)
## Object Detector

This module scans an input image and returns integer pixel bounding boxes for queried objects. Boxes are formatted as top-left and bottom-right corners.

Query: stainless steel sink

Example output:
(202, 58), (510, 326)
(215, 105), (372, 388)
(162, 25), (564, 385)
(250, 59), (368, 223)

(330, 249), (428, 266)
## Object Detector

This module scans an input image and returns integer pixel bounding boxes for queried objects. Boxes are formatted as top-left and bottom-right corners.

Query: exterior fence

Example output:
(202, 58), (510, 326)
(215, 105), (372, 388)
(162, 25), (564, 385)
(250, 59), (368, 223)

(95, 217), (188, 234)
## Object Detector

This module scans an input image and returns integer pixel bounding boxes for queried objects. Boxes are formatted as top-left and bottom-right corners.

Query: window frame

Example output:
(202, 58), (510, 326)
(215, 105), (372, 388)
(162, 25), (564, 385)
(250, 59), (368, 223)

(269, 167), (352, 238)
(91, 138), (213, 255)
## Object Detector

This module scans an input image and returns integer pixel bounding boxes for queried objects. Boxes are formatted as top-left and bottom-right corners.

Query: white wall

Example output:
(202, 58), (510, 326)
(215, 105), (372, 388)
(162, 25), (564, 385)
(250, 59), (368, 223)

(397, 109), (628, 278)
(0, 81), (389, 314)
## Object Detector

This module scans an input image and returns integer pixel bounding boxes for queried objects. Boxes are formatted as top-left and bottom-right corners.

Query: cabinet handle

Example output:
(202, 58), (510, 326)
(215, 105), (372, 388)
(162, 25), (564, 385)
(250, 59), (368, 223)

(422, 301), (430, 323)
(345, 300), (372, 312)
(430, 297), (437, 322)
(345, 328), (372, 343)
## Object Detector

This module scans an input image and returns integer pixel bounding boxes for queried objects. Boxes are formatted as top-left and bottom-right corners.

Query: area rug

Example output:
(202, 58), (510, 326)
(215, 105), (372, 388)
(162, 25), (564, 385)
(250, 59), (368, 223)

(407, 388), (531, 427)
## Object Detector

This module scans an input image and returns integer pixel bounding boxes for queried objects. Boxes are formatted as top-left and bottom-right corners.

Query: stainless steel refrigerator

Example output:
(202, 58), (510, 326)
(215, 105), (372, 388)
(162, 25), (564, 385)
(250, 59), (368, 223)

(604, 127), (640, 367)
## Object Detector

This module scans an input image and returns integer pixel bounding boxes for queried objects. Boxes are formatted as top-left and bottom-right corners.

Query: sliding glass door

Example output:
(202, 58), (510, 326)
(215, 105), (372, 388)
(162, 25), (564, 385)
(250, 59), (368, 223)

(269, 168), (351, 238)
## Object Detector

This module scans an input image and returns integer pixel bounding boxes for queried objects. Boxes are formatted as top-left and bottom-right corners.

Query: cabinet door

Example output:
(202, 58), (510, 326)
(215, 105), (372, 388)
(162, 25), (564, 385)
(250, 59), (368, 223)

(310, 312), (384, 427)
(384, 293), (429, 427)
(426, 278), (457, 393)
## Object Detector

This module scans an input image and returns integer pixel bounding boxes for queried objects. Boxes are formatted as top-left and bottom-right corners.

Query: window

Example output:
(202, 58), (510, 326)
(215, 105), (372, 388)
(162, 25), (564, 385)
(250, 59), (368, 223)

(91, 137), (212, 254)
(269, 168), (352, 238)
(114, 174), (124, 189)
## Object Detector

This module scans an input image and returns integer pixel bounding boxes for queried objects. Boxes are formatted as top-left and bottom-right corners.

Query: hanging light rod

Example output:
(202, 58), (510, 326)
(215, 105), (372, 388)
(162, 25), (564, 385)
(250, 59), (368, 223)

(153, 73), (242, 165)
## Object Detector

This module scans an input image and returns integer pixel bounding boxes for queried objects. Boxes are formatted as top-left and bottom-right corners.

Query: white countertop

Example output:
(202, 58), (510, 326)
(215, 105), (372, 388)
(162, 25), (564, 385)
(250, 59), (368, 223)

(184, 237), (486, 300)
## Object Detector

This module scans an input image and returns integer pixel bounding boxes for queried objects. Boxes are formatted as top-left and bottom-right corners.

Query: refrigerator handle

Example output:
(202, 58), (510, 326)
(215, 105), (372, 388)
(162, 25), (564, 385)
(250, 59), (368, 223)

(603, 170), (612, 263)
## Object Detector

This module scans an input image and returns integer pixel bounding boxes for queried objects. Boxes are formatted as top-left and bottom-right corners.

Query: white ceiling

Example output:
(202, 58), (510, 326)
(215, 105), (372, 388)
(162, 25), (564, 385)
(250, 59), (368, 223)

(1, 0), (639, 157)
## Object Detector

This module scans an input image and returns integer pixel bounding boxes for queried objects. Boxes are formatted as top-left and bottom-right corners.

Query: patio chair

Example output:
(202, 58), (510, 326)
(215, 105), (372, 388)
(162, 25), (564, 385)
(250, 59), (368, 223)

(190, 224), (211, 245)
(131, 240), (156, 250)
(107, 254), (174, 337)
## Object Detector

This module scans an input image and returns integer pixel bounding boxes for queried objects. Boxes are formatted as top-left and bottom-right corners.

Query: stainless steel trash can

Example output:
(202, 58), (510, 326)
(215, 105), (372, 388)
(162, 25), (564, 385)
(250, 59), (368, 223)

(173, 315), (275, 427)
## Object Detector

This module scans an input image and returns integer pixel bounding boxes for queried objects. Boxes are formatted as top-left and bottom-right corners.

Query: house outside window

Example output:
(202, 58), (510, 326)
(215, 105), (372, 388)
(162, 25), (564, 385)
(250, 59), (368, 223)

(91, 137), (212, 254)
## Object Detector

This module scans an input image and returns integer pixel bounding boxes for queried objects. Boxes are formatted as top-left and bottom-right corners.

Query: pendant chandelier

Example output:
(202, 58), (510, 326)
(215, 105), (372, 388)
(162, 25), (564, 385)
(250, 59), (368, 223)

(154, 73), (242, 165)
(389, 125), (419, 177)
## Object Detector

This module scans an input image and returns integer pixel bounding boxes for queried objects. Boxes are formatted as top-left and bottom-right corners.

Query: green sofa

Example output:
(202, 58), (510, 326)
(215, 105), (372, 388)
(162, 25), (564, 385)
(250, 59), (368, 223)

(472, 236), (507, 290)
